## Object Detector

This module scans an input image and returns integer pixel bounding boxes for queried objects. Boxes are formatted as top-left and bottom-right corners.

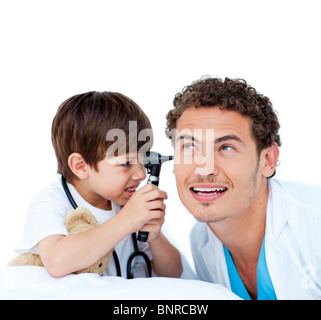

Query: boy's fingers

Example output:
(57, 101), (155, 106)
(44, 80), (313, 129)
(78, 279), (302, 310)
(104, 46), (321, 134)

(144, 209), (164, 221)
(147, 200), (166, 212)
(139, 184), (167, 198)
(143, 189), (168, 202)
(139, 216), (165, 231)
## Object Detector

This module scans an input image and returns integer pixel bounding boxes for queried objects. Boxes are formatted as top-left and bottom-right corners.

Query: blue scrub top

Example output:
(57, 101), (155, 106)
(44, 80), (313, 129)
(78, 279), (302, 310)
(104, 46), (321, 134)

(223, 236), (276, 300)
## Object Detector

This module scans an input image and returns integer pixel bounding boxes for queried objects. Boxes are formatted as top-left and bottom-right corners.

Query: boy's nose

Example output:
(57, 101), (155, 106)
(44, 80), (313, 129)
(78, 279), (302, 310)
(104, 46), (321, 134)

(132, 163), (146, 181)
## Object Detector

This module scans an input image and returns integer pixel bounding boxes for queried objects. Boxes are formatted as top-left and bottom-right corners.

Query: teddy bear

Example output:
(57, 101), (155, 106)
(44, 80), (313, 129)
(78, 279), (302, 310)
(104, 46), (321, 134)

(8, 207), (113, 276)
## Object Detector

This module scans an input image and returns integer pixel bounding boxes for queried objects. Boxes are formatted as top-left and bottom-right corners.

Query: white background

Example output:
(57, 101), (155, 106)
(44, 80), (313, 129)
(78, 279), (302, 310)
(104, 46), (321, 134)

(0, 0), (320, 269)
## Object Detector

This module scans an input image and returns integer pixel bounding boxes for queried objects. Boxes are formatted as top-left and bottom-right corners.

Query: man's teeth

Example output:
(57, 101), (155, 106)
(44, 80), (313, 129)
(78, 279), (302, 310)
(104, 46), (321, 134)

(192, 187), (227, 195)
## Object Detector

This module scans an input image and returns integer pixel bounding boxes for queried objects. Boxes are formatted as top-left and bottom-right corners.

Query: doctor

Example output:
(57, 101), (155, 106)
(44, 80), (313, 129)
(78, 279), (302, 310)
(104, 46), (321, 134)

(165, 77), (321, 299)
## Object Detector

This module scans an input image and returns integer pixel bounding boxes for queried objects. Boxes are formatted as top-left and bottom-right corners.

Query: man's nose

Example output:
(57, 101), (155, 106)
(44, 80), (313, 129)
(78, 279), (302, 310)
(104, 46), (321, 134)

(194, 154), (219, 176)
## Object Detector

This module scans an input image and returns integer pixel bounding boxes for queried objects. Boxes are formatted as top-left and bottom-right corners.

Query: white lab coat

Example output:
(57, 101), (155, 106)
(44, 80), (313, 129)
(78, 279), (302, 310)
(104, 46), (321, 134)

(190, 179), (321, 299)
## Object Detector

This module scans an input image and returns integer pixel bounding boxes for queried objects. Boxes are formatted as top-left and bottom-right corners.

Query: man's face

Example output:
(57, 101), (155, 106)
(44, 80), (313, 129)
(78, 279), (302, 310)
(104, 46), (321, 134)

(173, 106), (265, 223)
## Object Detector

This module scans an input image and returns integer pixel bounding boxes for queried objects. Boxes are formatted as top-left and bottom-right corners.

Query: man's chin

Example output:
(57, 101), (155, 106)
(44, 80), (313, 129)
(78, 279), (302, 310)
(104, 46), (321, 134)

(186, 205), (229, 223)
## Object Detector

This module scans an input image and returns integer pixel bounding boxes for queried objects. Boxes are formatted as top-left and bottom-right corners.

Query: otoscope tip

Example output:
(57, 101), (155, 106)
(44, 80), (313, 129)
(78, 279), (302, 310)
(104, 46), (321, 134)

(161, 155), (174, 163)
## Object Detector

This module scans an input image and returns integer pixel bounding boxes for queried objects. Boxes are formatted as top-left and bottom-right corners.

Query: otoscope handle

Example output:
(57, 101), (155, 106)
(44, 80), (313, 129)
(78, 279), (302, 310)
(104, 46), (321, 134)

(137, 151), (173, 242)
(137, 231), (149, 242)
(137, 177), (159, 242)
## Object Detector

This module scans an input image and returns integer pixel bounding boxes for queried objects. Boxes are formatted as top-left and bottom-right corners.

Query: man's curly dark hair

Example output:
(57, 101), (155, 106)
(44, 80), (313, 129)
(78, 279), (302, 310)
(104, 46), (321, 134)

(166, 77), (281, 155)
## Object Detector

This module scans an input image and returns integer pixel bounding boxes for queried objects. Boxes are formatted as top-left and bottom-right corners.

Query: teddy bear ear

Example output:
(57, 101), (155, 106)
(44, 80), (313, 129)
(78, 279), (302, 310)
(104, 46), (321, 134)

(64, 207), (99, 233)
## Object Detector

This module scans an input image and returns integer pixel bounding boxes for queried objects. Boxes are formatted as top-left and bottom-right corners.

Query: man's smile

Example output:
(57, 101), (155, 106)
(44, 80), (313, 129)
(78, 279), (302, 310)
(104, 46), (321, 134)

(189, 184), (228, 202)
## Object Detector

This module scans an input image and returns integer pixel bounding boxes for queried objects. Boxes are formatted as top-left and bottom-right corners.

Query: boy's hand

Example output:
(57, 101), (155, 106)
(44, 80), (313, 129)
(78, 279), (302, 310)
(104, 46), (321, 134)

(119, 183), (167, 239)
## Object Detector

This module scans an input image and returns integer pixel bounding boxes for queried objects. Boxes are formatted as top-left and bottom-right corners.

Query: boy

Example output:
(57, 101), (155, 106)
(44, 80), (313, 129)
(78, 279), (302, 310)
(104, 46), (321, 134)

(15, 91), (182, 278)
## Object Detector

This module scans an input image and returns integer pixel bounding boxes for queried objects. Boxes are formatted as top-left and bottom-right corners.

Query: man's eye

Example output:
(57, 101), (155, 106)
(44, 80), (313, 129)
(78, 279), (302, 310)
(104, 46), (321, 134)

(221, 145), (233, 151)
(183, 143), (196, 150)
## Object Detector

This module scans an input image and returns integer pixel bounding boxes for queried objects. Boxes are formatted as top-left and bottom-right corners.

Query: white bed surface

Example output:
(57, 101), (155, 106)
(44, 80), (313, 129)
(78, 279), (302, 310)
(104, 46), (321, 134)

(0, 266), (240, 300)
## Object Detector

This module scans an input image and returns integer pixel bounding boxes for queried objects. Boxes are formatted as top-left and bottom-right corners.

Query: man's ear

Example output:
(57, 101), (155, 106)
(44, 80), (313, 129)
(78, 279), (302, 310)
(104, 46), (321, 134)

(261, 143), (280, 178)
(68, 153), (89, 180)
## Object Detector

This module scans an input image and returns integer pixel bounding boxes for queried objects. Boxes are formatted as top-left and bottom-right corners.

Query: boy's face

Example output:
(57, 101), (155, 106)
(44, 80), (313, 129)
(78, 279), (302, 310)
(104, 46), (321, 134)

(86, 152), (146, 208)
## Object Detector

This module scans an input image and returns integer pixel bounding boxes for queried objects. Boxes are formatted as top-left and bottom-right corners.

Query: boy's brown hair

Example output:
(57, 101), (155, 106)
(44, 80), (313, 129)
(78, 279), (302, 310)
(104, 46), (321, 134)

(51, 91), (152, 182)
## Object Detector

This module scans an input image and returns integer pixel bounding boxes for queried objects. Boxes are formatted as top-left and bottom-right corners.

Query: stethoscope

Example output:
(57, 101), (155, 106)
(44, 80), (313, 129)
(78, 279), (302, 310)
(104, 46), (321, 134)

(61, 175), (152, 279)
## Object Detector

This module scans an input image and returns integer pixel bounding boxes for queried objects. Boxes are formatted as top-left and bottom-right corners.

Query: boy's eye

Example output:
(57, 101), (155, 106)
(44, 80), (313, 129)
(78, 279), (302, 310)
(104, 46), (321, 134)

(121, 162), (131, 167)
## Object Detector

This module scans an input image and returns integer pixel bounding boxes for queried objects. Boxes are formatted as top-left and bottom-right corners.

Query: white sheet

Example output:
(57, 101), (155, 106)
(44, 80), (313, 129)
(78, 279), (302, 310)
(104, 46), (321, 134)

(0, 266), (240, 300)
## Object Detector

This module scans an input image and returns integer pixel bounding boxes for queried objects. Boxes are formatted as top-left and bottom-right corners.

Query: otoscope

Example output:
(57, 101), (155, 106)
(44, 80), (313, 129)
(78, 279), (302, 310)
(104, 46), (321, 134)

(137, 151), (174, 242)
